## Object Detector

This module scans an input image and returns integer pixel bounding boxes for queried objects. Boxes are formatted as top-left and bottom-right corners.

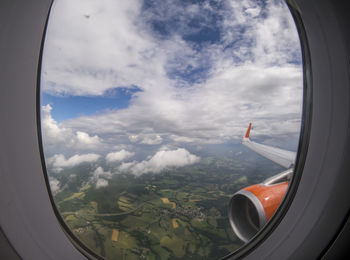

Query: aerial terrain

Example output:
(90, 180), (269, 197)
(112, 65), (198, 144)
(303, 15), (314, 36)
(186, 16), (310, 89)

(50, 146), (284, 259)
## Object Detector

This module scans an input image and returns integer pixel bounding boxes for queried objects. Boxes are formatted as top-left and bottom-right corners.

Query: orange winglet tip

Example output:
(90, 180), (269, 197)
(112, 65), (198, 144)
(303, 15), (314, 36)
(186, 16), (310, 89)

(245, 123), (252, 138)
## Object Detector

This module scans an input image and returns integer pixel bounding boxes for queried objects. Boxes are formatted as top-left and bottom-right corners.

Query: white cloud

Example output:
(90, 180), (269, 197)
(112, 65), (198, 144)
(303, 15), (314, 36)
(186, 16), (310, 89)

(41, 104), (67, 144)
(76, 131), (101, 145)
(92, 166), (112, 179)
(42, 0), (167, 96)
(96, 178), (109, 188)
(49, 177), (60, 194)
(106, 149), (134, 163)
(245, 7), (260, 17)
(63, 63), (302, 146)
(53, 0), (302, 147)
(119, 161), (137, 172)
(140, 135), (163, 145)
(47, 153), (100, 171)
(90, 166), (112, 188)
(128, 135), (139, 143)
(41, 0), (303, 163)
(41, 104), (104, 155)
(128, 134), (163, 145)
(119, 148), (200, 175)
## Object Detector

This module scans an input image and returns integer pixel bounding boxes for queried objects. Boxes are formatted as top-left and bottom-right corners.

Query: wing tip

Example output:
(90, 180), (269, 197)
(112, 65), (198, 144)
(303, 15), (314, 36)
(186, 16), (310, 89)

(244, 123), (252, 139)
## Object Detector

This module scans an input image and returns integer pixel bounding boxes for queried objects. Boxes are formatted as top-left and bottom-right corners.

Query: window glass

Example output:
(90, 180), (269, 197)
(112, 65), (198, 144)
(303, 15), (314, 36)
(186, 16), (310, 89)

(40, 0), (302, 258)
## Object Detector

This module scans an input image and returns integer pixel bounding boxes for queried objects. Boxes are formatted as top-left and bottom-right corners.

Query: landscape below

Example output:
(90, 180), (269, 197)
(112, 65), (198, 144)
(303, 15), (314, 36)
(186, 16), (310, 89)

(52, 152), (284, 259)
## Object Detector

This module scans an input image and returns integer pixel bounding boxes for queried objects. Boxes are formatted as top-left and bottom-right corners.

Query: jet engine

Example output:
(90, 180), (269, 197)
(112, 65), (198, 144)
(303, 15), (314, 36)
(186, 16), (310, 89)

(228, 169), (292, 242)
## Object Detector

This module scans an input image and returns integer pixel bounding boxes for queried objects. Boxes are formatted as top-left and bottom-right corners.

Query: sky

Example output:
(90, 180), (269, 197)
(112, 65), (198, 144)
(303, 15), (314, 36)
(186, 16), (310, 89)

(40, 0), (303, 188)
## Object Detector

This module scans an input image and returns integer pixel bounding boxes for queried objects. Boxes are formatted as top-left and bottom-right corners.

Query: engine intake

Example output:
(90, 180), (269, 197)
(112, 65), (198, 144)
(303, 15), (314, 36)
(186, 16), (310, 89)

(228, 169), (292, 242)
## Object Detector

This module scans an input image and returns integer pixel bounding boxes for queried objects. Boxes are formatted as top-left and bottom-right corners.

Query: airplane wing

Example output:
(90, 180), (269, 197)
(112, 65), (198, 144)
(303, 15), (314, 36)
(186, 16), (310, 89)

(242, 123), (296, 169)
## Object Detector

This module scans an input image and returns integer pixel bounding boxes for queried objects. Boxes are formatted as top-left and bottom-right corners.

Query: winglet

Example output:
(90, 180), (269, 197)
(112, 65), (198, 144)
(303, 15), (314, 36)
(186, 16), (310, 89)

(244, 123), (252, 139)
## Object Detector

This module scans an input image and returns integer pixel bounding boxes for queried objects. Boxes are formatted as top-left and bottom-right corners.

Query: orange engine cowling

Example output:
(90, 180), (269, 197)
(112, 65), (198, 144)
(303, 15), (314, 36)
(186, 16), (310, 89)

(228, 180), (289, 242)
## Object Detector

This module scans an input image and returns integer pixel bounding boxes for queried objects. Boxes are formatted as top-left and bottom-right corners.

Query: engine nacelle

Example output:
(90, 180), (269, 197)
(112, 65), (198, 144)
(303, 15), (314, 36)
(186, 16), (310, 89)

(228, 169), (292, 242)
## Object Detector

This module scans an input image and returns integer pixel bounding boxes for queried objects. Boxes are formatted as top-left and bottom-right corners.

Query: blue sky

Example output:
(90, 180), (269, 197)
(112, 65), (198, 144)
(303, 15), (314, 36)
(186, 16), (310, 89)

(42, 87), (141, 122)
(143, 0), (224, 44)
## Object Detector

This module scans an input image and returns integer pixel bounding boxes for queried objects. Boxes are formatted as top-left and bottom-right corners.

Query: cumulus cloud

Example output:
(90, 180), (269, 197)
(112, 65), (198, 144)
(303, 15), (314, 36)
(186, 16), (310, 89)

(49, 177), (61, 194)
(76, 131), (101, 145)
(64, 63), (302, 146)
(129, 134), (163, 145)
(41, 104), (67, 144)
(41, 104), (103, 155)
(140, 135), (163, 145)
(47, 153), (100, 172)
(90, 166), (112, 188)
(42, 0), (165, 96)
(106, 149), (134, 163)
(119, 148), (200, 175)
(92, 166), (112, 179)
(96, 178), (109, 188)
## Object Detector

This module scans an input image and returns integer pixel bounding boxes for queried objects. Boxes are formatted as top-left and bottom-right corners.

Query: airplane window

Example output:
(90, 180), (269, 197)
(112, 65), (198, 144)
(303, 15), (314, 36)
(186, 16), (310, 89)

(39, 0), (303, 259)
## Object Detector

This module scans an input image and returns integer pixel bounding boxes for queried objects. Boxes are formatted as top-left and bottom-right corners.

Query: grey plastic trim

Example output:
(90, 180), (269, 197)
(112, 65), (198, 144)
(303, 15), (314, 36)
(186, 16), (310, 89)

(0, 1), (87, 259)
(0, 227), (20, 260)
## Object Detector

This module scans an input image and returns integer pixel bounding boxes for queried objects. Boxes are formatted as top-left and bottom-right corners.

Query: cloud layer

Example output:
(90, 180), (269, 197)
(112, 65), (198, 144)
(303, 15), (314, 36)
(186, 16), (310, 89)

(119, 148), (200, 176)
(47, 153), (100, 172)
(106, 150), (135, 163)
(90, 166), (112, 188)
(41, 0), (303, 182)
(41, 104), (104, 154)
